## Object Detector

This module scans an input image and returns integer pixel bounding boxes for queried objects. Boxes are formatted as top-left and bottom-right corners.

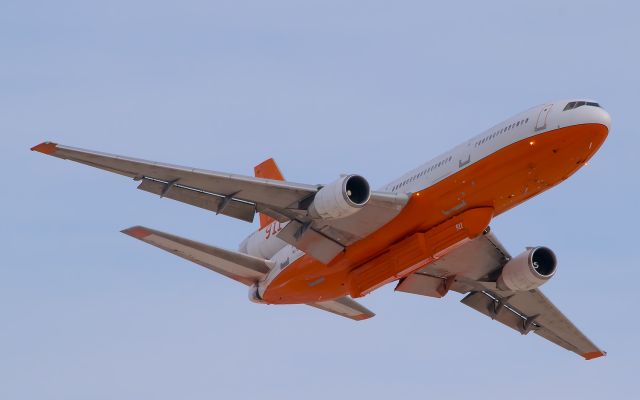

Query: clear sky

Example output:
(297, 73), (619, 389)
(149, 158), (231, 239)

(2, 1), (638, 398)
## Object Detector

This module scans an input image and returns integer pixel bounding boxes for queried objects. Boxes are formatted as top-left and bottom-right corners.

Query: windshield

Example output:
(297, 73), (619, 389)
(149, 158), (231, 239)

(563, 101), (601, 111)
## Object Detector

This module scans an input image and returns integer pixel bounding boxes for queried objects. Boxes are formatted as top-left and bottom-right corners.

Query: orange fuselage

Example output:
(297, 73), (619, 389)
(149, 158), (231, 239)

(262, 123), (608, 304)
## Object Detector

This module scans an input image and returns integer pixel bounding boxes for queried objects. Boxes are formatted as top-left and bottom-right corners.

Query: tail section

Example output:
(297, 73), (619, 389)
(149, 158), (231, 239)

(254, 158), (285, 230)
(122, 226), (272, 286)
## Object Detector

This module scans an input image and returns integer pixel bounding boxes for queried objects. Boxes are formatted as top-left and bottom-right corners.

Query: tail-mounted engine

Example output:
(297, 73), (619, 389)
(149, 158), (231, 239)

(497, 246), (557, 291)
(308, 175), (371, 220)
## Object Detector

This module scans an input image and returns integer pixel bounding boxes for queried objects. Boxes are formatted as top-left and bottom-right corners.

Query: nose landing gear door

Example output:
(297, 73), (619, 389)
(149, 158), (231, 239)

(535, 104), (553, 132)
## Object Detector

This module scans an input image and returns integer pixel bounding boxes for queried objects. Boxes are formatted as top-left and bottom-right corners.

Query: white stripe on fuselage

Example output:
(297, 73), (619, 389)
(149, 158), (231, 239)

(382, 107), (541, 194)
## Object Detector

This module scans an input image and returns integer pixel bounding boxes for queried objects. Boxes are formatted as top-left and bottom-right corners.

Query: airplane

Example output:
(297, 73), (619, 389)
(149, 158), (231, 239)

(31, 99), (609, 360)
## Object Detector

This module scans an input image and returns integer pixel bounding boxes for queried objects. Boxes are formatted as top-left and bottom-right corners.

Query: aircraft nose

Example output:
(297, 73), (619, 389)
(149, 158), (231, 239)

(579, 103), (611, 130)
(595, 107), (612, 130)
(557, 102), (611, 131)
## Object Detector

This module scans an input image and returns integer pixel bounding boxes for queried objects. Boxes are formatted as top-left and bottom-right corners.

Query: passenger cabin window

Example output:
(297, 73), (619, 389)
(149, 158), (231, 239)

(475, 117), (528, 147)
(563, 101), (601, 111)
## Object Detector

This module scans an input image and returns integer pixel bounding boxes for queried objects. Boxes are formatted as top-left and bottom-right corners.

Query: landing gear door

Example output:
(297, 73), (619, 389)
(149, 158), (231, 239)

(535, 104), (553, 132)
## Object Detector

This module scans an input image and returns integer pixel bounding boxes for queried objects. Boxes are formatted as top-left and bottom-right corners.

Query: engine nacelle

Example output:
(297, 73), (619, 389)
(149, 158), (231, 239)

(238, 221), (288, 259)
(248, 284), (266, 304)
(497, 246), (557, 291)
(308, 175), (371, 220)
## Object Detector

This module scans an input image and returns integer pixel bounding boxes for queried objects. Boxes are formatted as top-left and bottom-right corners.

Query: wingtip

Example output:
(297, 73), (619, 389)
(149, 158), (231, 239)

(121, 226), (152, 239)
(31, 141), (59, 155)
(582, 351), (607, 361)
(352, 313), (375, 321)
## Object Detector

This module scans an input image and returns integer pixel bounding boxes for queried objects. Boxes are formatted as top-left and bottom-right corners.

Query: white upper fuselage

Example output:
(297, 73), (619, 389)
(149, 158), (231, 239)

(382, 99), (611, 195)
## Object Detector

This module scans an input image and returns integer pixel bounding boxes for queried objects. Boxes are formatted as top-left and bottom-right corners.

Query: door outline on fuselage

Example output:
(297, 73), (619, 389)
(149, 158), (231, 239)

(459, 142), (472, 169)
(535, 104), (553, 131)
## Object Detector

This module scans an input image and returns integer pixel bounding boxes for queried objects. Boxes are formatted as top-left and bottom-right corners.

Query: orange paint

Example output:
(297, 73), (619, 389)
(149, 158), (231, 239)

(262, 123), (608, 304)
(349, 207), (493, 297)
(254, 158), (285, 230)
(582, 351), (606, 360)
(352, 313), (373, 321)
(122, 226), (152, 239)
(31, 142), (58, 155)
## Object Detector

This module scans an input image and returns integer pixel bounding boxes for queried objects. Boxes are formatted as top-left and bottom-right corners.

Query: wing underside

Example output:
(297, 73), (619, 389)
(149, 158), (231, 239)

(122, 226), (375, 321)
(395, 229), (605, 360)
(33, 142), (408, 263)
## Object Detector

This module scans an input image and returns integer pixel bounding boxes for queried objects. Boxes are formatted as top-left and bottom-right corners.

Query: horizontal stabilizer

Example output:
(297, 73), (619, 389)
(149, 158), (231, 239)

(122, 226), (273, 285)
(308, 297), (375, 321)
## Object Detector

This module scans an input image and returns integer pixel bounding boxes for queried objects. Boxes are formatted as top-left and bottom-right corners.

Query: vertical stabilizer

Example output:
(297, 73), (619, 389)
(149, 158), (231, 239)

(254, 158), (285, 229)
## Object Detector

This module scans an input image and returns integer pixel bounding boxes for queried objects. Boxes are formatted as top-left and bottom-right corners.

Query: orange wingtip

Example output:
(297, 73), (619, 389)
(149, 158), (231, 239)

(31, 141), (59, 154)
(121, 226), (152, 239)
(582, 351), (607, 360)
(352, 313), (373, 321)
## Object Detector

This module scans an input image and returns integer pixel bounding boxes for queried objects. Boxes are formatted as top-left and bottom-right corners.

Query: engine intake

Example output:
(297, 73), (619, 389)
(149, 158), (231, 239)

(497, 246), (557, 291)
(308, 175), (371, 219)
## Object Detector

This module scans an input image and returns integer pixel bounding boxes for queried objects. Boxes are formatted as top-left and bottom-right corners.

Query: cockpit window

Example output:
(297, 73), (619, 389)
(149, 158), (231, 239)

(563, 101), (601, 111)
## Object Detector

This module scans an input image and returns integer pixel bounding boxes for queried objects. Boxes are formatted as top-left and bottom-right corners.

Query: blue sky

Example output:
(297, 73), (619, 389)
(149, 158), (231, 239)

(2, 1), (638, 398)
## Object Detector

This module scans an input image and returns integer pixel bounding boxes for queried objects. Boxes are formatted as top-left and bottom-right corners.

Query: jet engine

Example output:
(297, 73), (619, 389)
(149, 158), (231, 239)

(497, 247), (557, 291)
(239, 225), (288, 259)
(308, 175), (371, 220)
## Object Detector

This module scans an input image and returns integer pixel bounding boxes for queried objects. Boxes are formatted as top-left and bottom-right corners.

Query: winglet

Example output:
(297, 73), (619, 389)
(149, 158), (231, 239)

(31, 141), (58, 155)
(121, 226), (153, 239)
(582, 351), (607, 361)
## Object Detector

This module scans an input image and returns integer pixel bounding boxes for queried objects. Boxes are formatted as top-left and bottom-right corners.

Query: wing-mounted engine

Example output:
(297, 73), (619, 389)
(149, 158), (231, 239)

(497, 246), (557, 291)
(308, 175), (371, 220)
(274, 174), (407, 264)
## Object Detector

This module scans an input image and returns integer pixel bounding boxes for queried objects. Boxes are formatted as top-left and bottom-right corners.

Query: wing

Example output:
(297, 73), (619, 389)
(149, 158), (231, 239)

(308, 297), (375, 321)
(32, 142), (408, 263)
(32, 142), (318, 222)
(124, 226), (375, 320)
(122, 226), (272, 285)
(395, 228), (606, 360)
